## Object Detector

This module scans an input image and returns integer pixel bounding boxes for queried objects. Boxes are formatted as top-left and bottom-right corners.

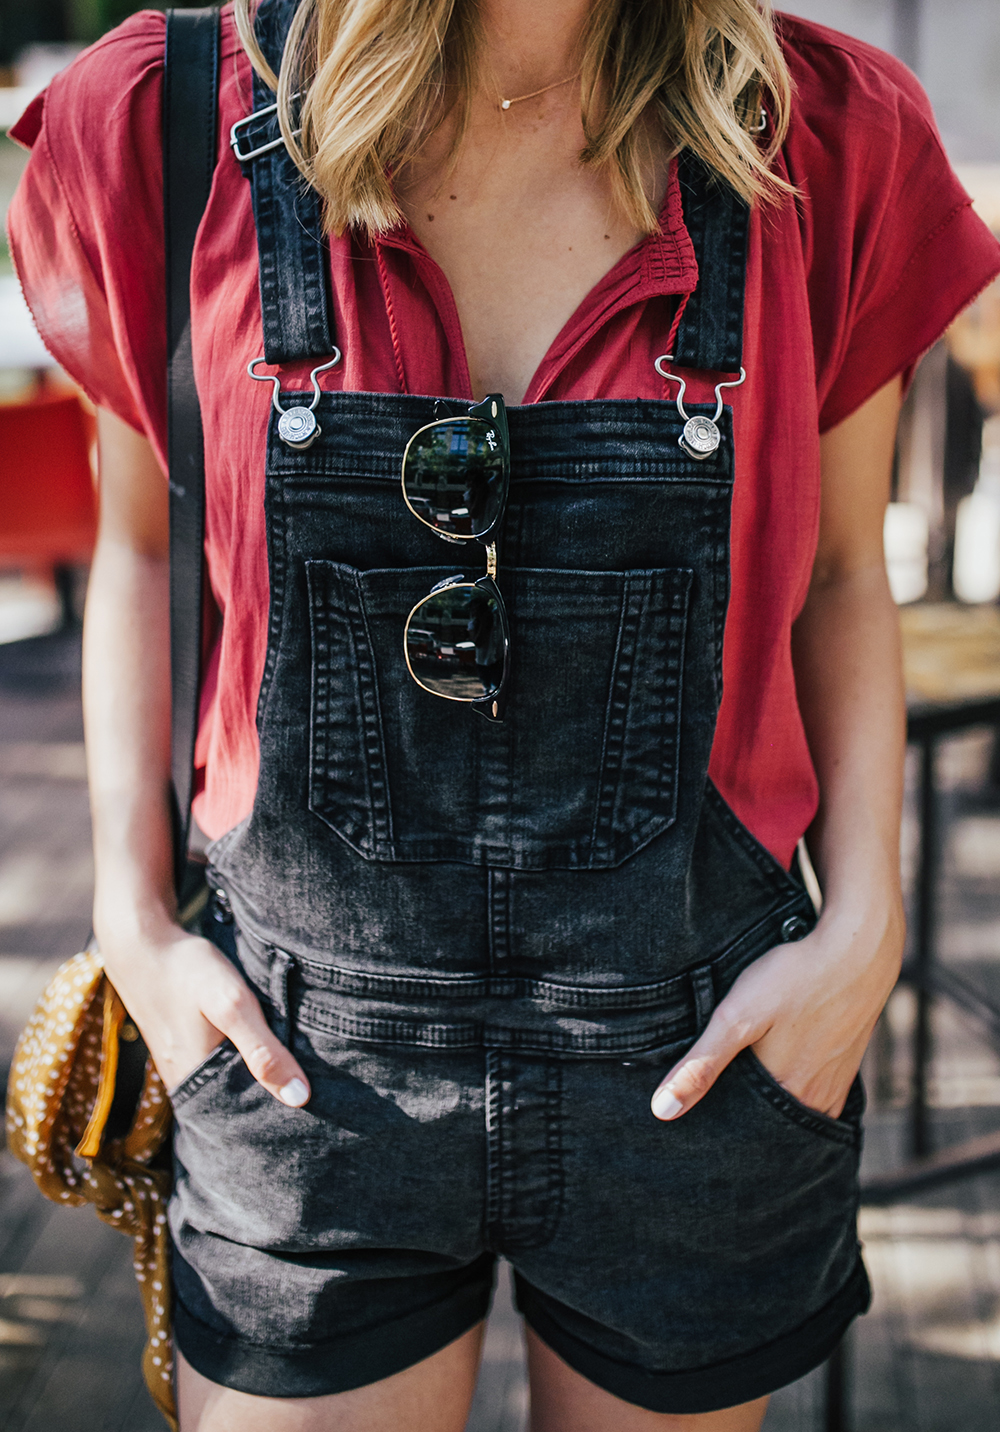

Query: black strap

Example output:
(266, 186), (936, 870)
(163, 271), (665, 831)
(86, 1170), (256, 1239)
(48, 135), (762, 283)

(164, 7), (220, 889)
(236, 1), (743, 372)
(673, 151), (749, 373)
(233, 0), (337, 363)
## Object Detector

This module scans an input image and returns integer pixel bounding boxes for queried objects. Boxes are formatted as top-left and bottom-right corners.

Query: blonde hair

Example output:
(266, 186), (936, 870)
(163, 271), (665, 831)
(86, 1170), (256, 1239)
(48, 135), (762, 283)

(234, 0), (793, 237)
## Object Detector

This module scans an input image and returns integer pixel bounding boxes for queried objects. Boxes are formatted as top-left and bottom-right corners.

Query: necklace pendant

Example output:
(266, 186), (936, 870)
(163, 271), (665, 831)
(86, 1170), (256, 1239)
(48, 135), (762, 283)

(500, 99), (511, 109)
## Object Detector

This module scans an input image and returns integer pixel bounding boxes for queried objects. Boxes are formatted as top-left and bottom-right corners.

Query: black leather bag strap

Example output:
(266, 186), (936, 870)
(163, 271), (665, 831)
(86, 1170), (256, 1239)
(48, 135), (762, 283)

(164, 7), (220, 890)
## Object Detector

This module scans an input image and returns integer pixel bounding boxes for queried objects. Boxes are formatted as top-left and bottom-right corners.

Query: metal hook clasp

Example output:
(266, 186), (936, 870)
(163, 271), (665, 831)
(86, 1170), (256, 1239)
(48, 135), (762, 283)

(248, 351), (342, 450)
(712, 367), (747, 421)
(654, 354), (690, 418)
(230, 95), (303, 164)
(653, 355), (746, 460)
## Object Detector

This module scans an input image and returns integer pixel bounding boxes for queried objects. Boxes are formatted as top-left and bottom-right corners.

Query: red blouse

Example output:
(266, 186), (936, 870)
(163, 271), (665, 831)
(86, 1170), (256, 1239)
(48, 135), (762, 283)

(9, 7), (1000, 865)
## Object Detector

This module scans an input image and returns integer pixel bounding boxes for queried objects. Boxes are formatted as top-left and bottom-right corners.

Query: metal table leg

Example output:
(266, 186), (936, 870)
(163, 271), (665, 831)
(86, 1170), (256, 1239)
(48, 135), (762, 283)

(911, 737), (939, 1159)
(824, 1336), (850, 1432)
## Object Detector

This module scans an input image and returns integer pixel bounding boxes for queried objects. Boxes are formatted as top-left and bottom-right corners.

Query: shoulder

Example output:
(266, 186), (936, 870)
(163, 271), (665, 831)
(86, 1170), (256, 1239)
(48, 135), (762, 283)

(6, 5), (249, 442)
(771, 11), (974, 291)
(11, 10), (166, 154)
(11, 5), (245, 161)
(11, 5), (247, 272)
(775, 11), (941, 174)
(770, 16), (1000, 431)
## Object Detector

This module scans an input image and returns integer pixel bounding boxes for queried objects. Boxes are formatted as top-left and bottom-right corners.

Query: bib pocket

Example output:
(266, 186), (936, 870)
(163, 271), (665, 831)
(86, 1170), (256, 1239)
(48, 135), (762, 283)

(305, 561), (693, 869)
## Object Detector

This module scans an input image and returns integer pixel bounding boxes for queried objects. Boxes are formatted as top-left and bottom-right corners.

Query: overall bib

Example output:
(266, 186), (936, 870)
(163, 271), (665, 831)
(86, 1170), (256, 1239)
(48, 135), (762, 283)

(169, 3), (870, 1409)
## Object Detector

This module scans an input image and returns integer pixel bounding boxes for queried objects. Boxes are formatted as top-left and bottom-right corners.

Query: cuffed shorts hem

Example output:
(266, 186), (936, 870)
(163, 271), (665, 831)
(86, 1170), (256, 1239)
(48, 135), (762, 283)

(172, 1261), (494, 1399)
(515, 1257), (872, 1415)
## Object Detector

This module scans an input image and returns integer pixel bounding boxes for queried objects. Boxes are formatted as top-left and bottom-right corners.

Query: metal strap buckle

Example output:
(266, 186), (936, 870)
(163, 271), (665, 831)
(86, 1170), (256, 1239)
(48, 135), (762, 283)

(653, 355), (747, 461)
(247, 353), (342, 450)
(229, 100), (301, 163)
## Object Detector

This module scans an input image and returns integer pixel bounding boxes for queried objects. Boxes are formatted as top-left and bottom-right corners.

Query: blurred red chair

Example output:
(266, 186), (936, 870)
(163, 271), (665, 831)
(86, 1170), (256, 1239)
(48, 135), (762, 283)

(0, 392), (97, 629)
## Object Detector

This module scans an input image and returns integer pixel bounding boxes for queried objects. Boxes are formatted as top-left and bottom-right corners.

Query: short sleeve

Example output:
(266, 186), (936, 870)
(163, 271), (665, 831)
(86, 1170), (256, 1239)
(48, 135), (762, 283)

(6, 10), (168, 464)
(778, 16), (1000, 432)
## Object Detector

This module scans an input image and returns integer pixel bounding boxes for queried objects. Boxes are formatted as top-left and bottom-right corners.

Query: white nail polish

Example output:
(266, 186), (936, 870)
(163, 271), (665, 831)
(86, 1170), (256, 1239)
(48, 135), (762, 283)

(279, 1078), (309, 1107)
(651, 1086), (683, 1120)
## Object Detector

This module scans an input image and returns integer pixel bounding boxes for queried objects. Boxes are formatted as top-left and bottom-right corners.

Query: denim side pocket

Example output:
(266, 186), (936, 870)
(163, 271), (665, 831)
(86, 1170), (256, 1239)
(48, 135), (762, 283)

(735, 1048), (864, 1148)
(168, 1042), (241, 1111)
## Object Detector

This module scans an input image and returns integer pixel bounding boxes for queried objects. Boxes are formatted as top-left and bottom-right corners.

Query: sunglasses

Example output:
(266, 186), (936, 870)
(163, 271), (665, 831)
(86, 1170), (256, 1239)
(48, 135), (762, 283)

(402, 394), (511, 723)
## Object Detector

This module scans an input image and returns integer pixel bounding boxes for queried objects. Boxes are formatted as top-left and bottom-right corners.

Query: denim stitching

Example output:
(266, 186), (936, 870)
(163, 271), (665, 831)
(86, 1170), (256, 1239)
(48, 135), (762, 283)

(276, 898), (809, 1011)
(306, 564), (375, 855)
(485, 1050), (502, 1249)
(295, 1007), (713, 1055)
(590, 578), (630, 859)
(266, 399), (736, 482)
(350, 572), (394, 853)
(255, 480), (287, 731)
(301, 563), (705, 871)
(249, 64), (334, 364)
(169, 1042), (240, 1108)
(488, 870), (511, 979)
(737, 1050), (862, 1150)
(704, 781), (802, 897)
(540, 1059), (565, 1246)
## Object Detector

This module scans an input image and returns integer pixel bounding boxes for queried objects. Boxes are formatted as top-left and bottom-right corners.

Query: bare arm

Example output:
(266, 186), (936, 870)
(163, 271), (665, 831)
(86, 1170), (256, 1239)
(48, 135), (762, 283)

(652, 375), (906, 1121)
(85, 408), (310, 1104)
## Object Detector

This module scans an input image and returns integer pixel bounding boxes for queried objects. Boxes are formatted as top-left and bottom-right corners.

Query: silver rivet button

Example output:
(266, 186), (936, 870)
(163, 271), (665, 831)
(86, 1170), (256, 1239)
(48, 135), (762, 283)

(781, 915), (809, 942)
(679, 415), (721, 459)
(278, 406), (320, 449)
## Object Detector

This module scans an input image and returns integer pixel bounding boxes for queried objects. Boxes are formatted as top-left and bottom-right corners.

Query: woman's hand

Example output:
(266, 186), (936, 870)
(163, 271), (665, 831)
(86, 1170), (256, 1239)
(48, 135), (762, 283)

(99, 921), (312, 1105)
(651, 897), (903, 1121)
(651, 375), (908, 1125)
(85, 409), (309, 1107)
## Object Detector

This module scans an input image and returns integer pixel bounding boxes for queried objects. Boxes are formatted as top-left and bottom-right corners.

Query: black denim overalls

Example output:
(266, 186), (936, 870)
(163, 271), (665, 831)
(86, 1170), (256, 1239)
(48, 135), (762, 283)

(169, 3), (870, 1409)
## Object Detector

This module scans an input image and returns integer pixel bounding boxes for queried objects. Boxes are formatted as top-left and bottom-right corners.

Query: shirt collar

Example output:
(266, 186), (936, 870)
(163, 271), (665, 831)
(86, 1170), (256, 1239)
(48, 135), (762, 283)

(371, 155), (699, 401)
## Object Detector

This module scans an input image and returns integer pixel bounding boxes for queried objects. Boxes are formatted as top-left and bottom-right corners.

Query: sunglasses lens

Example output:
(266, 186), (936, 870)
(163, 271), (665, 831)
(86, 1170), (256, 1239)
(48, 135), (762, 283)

(403, 419), (507, 539)
(406, 585), (506, 700)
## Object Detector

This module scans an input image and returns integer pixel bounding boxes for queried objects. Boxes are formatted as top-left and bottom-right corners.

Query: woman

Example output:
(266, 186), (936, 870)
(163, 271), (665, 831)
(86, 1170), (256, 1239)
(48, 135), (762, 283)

(10, 0), (1000, 1427)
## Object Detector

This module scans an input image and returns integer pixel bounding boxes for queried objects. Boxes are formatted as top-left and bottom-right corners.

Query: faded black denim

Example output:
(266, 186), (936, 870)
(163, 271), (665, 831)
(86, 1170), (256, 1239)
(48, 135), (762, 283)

(170, 390), (870, 1409)
(169, 896), (868, 1412)
(170, 10), (870, 1403)
(204, 395), (820, 1054)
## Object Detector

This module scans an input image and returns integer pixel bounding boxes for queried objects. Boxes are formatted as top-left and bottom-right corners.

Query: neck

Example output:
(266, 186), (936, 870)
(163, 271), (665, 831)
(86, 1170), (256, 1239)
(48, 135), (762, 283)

(478, 0), (593, 102)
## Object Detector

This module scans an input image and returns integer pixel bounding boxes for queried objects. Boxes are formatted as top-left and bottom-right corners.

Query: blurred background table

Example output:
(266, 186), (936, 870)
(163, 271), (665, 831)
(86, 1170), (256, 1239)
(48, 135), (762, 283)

(898, 605), (1000, 1165)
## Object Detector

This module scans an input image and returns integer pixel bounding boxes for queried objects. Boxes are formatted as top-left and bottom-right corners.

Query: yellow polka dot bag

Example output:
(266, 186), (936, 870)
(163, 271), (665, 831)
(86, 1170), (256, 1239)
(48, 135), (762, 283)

(5, 947), (178, 1427)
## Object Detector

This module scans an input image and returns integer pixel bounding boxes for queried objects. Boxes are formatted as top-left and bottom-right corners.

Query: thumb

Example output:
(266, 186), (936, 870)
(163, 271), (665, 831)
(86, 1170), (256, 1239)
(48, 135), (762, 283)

(651, 1007), (757, 1122)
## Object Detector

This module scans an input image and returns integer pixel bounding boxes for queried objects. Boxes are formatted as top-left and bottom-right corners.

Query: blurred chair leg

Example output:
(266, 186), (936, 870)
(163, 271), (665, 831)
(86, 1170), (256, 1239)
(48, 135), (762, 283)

(53, 564), (79, 631)
(988, 722), (1000, 792)
(871, 1003), (896, 1107)
(911, 737), (938, 1158)
(824, 1336), (850, 1432)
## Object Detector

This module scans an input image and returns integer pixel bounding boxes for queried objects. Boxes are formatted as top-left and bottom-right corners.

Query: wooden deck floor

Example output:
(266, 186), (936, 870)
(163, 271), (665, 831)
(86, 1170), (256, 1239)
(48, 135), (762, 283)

(4, 634), (1000, 1430)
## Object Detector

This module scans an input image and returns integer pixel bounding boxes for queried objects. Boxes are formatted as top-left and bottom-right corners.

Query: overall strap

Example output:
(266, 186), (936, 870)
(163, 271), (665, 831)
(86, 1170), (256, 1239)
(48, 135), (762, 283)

(231, 0), (336, 362)
(232, 0), (745, 373)
(672, 151), (750, 374)
(164, 7), (220, 886)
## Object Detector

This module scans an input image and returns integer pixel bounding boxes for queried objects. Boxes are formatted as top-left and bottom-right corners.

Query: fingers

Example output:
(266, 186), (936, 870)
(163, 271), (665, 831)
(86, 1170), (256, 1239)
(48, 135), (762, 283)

(651, 1006), (759, 1122)
(199, 958), (311, 1108)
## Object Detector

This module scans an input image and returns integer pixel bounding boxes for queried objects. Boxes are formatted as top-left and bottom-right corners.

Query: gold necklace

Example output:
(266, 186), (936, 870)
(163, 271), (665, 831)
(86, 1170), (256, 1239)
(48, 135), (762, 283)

(499, 72), (580, 110)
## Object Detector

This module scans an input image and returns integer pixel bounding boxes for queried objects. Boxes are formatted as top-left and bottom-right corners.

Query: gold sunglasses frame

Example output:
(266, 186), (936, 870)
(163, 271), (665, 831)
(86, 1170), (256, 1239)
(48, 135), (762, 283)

(400, 395), (511, 721)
